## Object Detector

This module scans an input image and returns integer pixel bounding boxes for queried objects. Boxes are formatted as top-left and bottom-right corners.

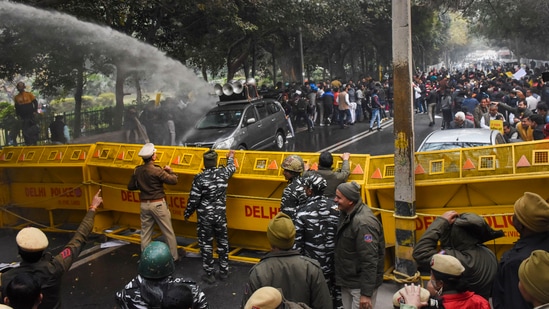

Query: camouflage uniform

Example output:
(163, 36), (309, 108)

(280, 176), (307, 220)
(185, 156), (236, 276)
(115, 276), (208, 309)
(294, 175), (341, 308)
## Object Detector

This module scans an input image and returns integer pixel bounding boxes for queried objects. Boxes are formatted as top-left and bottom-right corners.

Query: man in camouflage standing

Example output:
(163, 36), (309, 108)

(280, 154), (308, 220)
(294, 173), (339, 307)
(185, 149), (236, 284)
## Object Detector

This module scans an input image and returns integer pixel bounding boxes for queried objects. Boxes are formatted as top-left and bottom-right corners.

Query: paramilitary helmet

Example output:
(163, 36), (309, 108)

(281, 155), (304, 173)
(138, 241), (174, 279)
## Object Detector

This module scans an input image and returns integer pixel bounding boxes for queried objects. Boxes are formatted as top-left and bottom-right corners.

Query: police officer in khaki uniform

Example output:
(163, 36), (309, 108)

(129, 143), (181, 261)
(0, 189), (103, 309)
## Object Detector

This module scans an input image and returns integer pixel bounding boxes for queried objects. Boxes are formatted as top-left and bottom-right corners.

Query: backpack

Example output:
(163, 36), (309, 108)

(297, 98), (307, 112)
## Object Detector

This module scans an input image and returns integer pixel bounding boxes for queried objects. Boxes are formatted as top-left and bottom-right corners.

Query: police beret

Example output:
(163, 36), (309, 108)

(138, 143), (156, 158)
(244, 287), (283, 309)
(430, 254), (464, 277)
(16, 227), (48, 252)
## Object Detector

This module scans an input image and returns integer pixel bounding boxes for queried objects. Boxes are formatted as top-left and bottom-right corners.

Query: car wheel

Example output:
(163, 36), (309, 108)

(237, 144), (247, 150)
(275, 131), (285, 150)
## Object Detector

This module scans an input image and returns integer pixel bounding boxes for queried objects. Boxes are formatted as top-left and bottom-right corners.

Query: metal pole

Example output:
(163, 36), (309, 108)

(299, 27), (305, 84)
(392, 0), (417, 279)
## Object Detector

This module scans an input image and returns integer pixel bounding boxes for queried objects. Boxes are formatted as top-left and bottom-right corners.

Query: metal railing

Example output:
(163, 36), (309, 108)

(1, 107), (117, 148)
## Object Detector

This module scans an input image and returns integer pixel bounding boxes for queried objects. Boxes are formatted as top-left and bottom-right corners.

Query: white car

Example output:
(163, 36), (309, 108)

(417, 128), (506, 152)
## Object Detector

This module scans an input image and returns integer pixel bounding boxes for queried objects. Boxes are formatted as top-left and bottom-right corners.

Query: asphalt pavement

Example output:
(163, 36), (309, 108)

(0, 228), (402, 309)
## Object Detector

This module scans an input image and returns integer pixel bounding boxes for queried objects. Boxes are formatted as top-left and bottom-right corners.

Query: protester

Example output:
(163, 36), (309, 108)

(518, 250), (549, 308)
(412, 211), (503, 299)
(48, 115), (70, 144)
(13, 81), (39, 145)
(492, 192), (549, 309)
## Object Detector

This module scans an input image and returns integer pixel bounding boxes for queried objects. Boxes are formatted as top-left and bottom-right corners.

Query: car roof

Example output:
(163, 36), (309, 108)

(421, 128), (499, 144)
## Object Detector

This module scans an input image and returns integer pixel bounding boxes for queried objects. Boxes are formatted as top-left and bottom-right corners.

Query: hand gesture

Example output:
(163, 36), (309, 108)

(90, 189), (103, 211)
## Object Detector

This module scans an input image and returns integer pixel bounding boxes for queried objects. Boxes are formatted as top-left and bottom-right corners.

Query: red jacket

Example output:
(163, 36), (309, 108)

(441, 291), (491, 309)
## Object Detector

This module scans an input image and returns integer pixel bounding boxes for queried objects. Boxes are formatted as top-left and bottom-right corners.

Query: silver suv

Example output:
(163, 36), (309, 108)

(183, 97), (287, 150)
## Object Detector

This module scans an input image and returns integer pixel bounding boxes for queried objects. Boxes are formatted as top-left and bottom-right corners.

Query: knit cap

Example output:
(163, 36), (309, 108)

(519, 250), (549, 304)
(514, 192), (549, 233)
(337, 181), (361, 202)
(266, 212), (295, 249)
(203, 150), (218, 168)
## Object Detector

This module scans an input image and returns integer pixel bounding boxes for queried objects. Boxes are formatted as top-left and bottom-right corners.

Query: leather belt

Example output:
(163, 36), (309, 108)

(143, 198), (164, 203)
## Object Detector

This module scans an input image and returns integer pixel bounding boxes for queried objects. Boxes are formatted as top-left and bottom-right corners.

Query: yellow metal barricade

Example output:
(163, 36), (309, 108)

(2, 140), (549, 268)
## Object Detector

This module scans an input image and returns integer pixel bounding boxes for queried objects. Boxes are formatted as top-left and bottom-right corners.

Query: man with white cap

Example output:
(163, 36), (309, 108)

(242, 212), (331, 309)
(0, 189), (103, 309)
(333, 181), (385, 309)
(244, 287), (311, 309)
(128, 143), (181, 262)
(518, 250), (549, 308)
(492, 192), (549, 309)
(427, 253), (490, 308)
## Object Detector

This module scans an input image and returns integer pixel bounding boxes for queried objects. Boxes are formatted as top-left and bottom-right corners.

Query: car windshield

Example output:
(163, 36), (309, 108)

(420, 142), (489, 151)
(195, 109), (243, 129)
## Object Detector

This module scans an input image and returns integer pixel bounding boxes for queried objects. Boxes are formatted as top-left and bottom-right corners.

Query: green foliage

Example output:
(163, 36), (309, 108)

(0, 102), (17, 130)
(49, 94), (112, 113)
(96, 92), (115, 107)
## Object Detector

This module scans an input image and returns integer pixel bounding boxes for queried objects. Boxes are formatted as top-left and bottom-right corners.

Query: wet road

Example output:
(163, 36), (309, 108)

(0, 112), (440, 308)
(284, 112), (438, 155)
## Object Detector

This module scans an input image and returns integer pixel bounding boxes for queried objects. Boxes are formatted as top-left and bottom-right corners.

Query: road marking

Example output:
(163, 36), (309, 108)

(69, 245), (124, 271)
(318, 119), (394, 153)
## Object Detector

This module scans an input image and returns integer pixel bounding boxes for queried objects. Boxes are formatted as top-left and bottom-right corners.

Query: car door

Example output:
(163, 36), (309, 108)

(252, 102), (272, 149)
(239, 104), (263, 149)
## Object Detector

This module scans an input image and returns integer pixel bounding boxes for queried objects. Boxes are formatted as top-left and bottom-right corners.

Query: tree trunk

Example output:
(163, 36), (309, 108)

(113, 64), (128, 130)
(73, 64), (84, 138)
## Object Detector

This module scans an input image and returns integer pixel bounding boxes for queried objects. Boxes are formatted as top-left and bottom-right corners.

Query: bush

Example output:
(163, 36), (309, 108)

(97, 92), (115, 107)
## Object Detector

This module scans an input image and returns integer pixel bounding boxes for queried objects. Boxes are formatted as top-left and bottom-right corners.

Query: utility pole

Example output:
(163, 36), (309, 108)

(299, 27), (305, 84)
(392, 0), (417, 279)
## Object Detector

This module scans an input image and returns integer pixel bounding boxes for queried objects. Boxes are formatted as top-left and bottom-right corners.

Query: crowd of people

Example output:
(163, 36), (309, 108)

(274, 77), (393, 138)
(411, 65), (549, 141)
